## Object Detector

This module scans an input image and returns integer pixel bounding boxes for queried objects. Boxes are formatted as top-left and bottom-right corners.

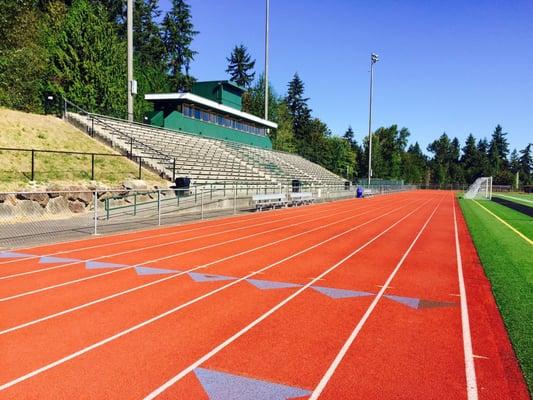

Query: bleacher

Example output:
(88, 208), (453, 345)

(66, 112), (347, 188)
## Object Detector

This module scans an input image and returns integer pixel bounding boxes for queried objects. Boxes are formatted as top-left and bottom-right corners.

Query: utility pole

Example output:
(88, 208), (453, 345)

(127, 0), (135, 122)
(367, 53), (379, 185)
(264, 0), (270, 120)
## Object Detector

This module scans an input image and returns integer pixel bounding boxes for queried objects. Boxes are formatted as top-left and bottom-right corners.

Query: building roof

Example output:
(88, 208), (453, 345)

(145, 92), (278, 129)
(194, 80), (246, 93)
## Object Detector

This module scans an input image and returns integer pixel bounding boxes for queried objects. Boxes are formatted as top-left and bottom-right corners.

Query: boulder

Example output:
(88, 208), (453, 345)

(16, 200), (45, 216)
(0, 203), (14, 217)
(68, 200), (86, 214)
(46, 196), (70, 214)
(0, 194), (16, 205)
(15, 192), (49, 207)
(123, 180), (148, 191)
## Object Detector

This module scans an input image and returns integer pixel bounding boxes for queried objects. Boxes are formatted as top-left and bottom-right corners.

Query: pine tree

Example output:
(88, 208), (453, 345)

(343, 126), (355, 146)
(461, 134), (480, 182)
(225, 44), (255, 88)
(489, 124), (510, 168)
(162, 0), (198, 91)
(285, 73), (311, 140)
(46, 0), (127, 116)
(135, 0), (165, 67)
(519, 143), (532, 184)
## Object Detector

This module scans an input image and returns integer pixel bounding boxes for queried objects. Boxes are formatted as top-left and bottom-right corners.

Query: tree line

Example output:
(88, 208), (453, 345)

(0, 0), (531, 187)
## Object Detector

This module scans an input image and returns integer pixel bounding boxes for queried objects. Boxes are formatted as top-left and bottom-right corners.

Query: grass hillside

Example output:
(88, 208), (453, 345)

(0, 108), (165, 190)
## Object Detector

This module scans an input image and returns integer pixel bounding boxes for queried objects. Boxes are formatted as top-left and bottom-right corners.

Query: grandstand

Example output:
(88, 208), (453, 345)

(66, 107), (347, 188)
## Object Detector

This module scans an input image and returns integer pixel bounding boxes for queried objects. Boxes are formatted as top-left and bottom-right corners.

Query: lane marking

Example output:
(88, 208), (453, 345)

(0, 199), (364, 281)
(142, 198), (437, 399)
(308, 196), (443, 399)
(472, 200), (532, 245)
(0, 196), (362, 265)
(0, 199), (416, 333)
(0, 202), (374, 301)
(454, 197), (479, 400)
(497, 194), (533, 205)
(0, 198), (430, 391)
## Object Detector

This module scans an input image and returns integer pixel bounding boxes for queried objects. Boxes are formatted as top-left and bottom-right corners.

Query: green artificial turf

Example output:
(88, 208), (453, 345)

(459, 198), (533, 393)
(493, 193), (533, 208)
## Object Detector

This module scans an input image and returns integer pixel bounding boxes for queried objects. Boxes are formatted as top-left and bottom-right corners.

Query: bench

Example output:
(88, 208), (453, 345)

(289, 192), (314, 206)
(363, 189), (374, 197)
(252, 193), (288, 211)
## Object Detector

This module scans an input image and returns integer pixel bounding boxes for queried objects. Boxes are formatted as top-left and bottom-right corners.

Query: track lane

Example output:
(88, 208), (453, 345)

(0, 192), (424, 396)
(0, 197), (368, 278)
(0, 197), (412, 330)
(0, 197), (359, 265)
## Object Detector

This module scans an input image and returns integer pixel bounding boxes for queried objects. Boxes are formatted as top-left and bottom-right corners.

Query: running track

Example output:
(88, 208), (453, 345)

(0, 191), (528, 399)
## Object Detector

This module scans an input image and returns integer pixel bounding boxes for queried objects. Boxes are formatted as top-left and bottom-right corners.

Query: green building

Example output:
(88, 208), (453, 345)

(144, 81), (277, 149)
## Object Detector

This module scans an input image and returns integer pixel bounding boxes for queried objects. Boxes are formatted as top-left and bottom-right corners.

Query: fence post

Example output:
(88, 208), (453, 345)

(200, 188), (204, 220)
(91, 154), (95, 181)
(133, 193), (137, 216)
(138, 157), (142, 179)
(30, 149), (35, 181)
(93, 190), (98, 235)
(157, 189), (161, 226)
(195, 186), (197, 203)
(172, 158), (176, 182)
(233, 184), (237, 215)
(91, 116), (94, 137)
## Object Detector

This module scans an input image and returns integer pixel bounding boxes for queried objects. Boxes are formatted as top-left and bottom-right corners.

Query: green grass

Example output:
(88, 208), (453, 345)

(0, 107), (165, 190)
(459, 198), (533, 392)
(493, 193), (533, 207)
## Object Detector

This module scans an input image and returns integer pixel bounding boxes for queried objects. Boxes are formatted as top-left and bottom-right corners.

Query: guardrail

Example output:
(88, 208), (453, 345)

(0, 146), (167, 182)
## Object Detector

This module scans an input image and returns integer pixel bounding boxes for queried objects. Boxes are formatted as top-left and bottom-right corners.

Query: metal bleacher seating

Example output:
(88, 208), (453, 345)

(66, 112), (346, 188)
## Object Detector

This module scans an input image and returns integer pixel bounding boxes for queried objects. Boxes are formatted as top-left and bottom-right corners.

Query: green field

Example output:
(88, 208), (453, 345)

(493, 193), (533, 208)
(459, 198), (533, 392)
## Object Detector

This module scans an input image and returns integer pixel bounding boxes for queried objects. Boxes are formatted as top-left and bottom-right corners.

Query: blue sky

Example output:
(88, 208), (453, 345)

(159, 0), (533, 153)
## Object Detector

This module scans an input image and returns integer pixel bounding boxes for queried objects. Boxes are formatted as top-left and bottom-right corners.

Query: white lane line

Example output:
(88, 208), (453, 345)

(0, 198), (349, 266)
(453, 196), (479, 400)
(0, 199), (427, 392)
(142, 197), (436, 400)
(0, 199), (361, 281)
(497, 194), (533, 204)
(308, 196), (443, 400)
(0, 202), (370, 301)
(0, 198), (412, 332)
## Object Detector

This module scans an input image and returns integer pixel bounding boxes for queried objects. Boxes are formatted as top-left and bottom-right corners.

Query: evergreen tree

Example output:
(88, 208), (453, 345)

(476, 138), (490, 176)
(135, 0), (165, 67)
(461, 134), (481, 182)
(488, 124), (510, 172)
(225, 44), (255, 88)
(46, 0), (126, 116)
(343, 126), (355, 146)
(402, 142), (427, 184)
(285, 73), (312, 140)
(519, 143), (532, 184)
(163, 0), (198, 91)
(270, 101), (296, 153)
(241, 74), (279, 122)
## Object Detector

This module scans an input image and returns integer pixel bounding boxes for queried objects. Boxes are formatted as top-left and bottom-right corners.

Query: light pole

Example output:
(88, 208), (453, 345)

(264, 0), (270, 120)
(367, 52), (379, 185)
(127, 0), (134, 121)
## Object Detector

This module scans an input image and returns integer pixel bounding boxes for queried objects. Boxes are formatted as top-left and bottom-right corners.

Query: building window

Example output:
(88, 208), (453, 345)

(181, 104), (266, 137)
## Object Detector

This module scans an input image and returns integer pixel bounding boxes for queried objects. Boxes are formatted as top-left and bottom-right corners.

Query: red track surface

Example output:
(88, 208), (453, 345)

(0, 191), (528, 399)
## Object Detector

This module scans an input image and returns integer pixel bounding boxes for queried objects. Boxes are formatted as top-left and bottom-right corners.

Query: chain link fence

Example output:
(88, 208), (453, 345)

(0, 182), (415, 249)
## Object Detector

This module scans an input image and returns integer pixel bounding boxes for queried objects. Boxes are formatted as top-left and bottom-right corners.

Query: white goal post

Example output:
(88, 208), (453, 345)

(464, 177), (493, 200)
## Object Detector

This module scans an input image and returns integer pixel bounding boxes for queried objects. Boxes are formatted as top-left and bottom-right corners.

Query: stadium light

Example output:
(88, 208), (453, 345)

(367, 52), (379, 185)
(264, 0), (270, 120)
(127, 0), (134, 122)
